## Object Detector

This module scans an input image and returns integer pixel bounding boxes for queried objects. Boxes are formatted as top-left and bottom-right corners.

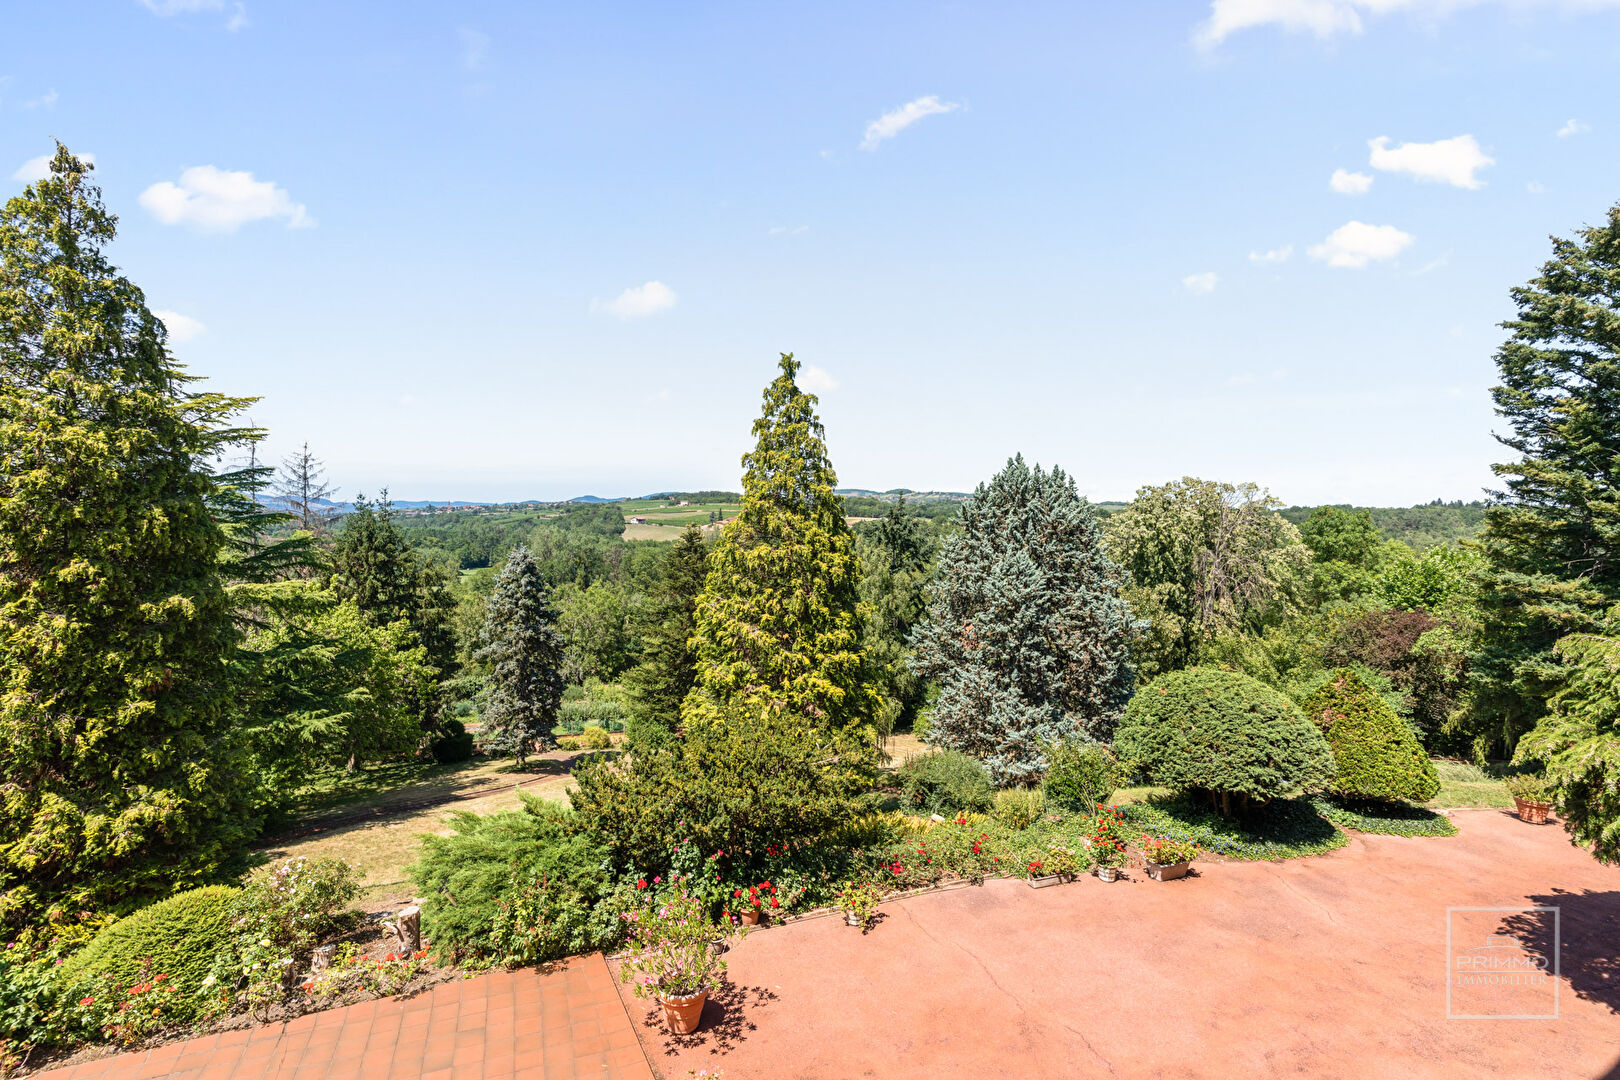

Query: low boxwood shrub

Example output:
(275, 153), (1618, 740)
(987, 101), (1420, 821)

(1301, 668), (1439, 804)
(991, 787), (1045, 829)
(898, 750), (993, 815)
(1042, 740), (1125, 812)
(430, 718), (474, 764)
(1121, 797), (1348, 861)
(58, 886), (240, 1020)
(1114, 667), (1335, 818)
(409, 795), (618, 966)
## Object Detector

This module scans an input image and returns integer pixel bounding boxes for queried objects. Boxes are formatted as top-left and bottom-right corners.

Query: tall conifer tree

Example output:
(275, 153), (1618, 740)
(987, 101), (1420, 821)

(1467, 203), (1620, 756)
(475, 545), (564, 767)
(683, 354), (876, 770)
(623, 525), (708, 745)
(910, 455), (1135, 785)
(0, 147), (256, 927)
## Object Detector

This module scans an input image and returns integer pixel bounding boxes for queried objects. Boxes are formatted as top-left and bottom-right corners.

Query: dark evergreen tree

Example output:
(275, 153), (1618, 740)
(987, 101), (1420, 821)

(856, 499), (934, 737)
(1467, 203), (1620, 758)
(0, 147), (257, 928)
(475, 545), (564, 767)
(331, 493), (418, 626)
(622, 526), (708, 745)
(910, 455), (1135, 786)
(684, 354), (877, 780)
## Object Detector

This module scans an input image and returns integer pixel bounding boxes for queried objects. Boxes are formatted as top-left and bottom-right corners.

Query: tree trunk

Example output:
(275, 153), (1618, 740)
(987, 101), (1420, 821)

(389, 905), (422, 953)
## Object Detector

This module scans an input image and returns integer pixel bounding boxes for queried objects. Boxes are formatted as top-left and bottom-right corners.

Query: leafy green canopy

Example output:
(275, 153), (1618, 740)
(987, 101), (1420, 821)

(1469, 203), (1620, 757)
(0, 147), (257, 929)
(684, 354), (876, 777)
(1516, 617), (1620, 865)
(475, 544), (564, 767)
(910, 455), (1134, 785)
(1114, 667), (1335, 817)
(1105, 478), (1308, 679)
(1302, 668), (1439, 803)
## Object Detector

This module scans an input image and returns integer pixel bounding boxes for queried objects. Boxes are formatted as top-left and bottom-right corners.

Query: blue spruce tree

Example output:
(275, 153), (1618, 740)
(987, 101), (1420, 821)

(909, 455), (1135, 785)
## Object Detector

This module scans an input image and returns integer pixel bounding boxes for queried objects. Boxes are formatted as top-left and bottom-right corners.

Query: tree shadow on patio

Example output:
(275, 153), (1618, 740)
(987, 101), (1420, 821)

(638, 981), (779, 1058)
(1496, 889), (1620, 1014)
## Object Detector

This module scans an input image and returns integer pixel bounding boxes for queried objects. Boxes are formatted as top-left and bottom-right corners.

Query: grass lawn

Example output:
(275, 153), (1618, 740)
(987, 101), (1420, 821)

(1427, 759), (1514, 809)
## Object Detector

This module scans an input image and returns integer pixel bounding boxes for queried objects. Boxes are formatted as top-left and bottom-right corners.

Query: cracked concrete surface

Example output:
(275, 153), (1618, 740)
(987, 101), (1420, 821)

(629, 810), (1620, 1080)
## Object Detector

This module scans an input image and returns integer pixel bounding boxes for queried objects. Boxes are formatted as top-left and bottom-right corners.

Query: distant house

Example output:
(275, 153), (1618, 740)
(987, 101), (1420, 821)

(630, 516), (648, 525)
(678, 500), (691, 506)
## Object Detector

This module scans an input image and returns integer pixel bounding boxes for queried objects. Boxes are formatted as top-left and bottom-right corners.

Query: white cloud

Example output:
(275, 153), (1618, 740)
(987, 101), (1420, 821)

(1526, 180), (1546, 194)
(768, 225), (809, 236)
(227, 3), (248, 31)
(1308, 220), (1415, 268)
(21, 89), (58, 110)
(1368, 134), (1492, 189)
(1329, 168), (1373, 194)
(11, 152), (94, 183)
(152, 309), (206, 343)
(594, 281), (677, 320)
(1556, 118), (1589, 138)
(1197, 0), (1620, 47)
(458, 27), (490, 71)
(860, 95), (960, 151)
(139, 166), (312, 231)
(1249, 244), (1293, 263)
(1182, 271), (1220, 294)
(799, 365), (838, 393)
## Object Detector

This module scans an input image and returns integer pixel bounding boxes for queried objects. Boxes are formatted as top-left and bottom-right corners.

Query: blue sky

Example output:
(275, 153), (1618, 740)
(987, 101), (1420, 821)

(6, 1), (1620, 504)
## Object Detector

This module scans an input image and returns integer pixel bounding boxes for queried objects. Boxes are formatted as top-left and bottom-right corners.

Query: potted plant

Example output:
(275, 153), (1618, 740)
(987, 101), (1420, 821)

(620, 892), (727, 1035)
(1506, 774), (1555, 824)
(731, 880), (779, 925)
(835, 881), (883, 930)
(1025, 856), (1061, 888)
(1090, 803), (1128, 881)
(1140, 836), (1199, 881)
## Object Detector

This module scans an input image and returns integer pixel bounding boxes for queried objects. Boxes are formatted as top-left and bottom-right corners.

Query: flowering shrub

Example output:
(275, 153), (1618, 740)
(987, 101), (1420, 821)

(68, 961), (188, 1046)
(1036, 844), (1085, 878)
(1140, 837), (1200, 866)
(834, 882), (883, 930)
(619, 891), (727, 1001)
(207, 856), (360, 1015)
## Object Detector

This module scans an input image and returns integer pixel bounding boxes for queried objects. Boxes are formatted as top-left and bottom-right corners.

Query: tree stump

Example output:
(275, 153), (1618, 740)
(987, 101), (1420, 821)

(389, 905), (422, 954)
(311, 944), (336, 972)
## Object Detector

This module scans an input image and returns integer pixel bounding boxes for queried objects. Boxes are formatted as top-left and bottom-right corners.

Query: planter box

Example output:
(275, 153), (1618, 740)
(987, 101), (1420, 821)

(1514, 798), (1553, 825)
(1145, 861), (1190, 882)
(1027, 874), (1062, 889)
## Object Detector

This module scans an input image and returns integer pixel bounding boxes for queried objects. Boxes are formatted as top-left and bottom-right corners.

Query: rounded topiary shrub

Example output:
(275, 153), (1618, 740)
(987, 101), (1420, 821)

(1301, 668), (1440, 803)
(1114, 667), (1335, 817)
(898, 749), (994, 815)
(59, 885), (239, 1012)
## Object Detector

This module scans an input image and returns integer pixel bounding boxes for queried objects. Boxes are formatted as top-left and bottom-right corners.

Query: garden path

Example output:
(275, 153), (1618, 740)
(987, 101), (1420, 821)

(32, 953), (650, 1080)
(627, 809), (1620, 1080)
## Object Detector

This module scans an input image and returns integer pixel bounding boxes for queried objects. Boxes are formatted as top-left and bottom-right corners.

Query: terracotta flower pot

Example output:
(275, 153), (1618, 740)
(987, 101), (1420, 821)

(740, 908), (761, 926)
(660, 990), (707, 1034)
(1514, 798), (1553, 825)
(1146, 861), (1190, 882)
(1095, 866), (1120, 882)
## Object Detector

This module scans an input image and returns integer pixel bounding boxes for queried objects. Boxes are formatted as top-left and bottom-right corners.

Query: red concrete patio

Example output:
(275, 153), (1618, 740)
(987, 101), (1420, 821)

(624, 809), (1620, 1080)
(33, 954), (651, 1080)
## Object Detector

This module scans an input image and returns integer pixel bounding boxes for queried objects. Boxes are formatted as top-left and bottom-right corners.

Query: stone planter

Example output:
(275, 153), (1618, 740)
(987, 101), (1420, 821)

(1027, 873), (1062, 889)
(659, 990), (708, 1035)
(1095, 866), (1120, 882)
(843, 910), (862, 927)
(707, 939), (726, 958)
(1514, 798), (1553, 825)
(1145, 861), (1190, 882)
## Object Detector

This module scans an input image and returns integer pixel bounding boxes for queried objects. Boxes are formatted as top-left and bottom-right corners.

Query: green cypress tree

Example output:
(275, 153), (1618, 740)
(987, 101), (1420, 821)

(622, 525), (708, 745)
(856, 499), (933, 738)
(683, 354), (877, 773)
(331, 493), (419, 626)
(910, 455), (1135, 786)
(0, 147), (257, 928)
(475, 545), (564, 767)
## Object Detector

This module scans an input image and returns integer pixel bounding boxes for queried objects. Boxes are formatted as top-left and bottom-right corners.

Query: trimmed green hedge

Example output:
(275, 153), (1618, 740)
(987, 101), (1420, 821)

(1114, 667), (1335, 817)
(1301, 668), (1439, 803)
(58, 886), (239, 1014)
(1309, 797), (1458, 837)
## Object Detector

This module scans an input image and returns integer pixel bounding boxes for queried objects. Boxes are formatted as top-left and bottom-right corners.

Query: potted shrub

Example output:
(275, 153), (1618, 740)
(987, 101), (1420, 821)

(1506, 774), (1554, 824)
(1092, 839), (1126, 882)
(835, 881), (883, 930)
(1025, 857), (1061, 889)
(732, 881), (779, 925)
(620, 892), (727, 1035)
(1140, 836), (1199, 882)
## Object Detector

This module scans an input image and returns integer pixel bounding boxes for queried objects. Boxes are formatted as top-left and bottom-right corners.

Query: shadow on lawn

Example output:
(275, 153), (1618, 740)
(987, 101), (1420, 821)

(1496, 889), (1620, 1014)
(640, 981), (779, 1057)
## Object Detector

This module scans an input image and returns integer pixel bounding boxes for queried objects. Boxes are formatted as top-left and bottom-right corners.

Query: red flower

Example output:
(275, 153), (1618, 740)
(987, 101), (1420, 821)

(733, 888), (742, 897)
(78, 996), (95, 1007)
(769, 897), (779, 909)
(636, 879), (647, 890)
